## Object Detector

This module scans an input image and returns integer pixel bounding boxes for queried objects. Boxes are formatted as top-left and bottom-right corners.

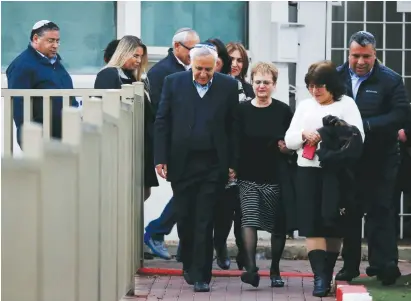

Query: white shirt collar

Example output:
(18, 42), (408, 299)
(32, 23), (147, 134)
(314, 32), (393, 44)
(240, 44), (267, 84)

(174, 54), (190, 70)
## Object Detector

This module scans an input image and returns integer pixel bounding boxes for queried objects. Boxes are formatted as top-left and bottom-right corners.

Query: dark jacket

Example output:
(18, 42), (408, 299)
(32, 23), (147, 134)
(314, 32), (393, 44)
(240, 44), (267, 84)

(147, 48), (186, 114)
(6, 44), (77, 142)
(154, 71), (239, 182)
(399, 117), (411, 192)
(316, 115), (364, 227)
(337, 61), (410, 157)
(94, 67), (159, 187)
(240, 80), (255, 99)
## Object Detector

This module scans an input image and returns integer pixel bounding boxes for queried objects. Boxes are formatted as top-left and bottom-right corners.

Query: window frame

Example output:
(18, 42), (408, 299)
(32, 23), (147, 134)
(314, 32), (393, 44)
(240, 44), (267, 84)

(1, 0), (250, 88)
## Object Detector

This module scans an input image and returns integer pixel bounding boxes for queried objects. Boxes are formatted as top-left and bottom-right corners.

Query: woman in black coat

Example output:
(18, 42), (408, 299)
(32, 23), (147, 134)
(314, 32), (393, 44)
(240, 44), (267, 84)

(95, 36), (159, 201)
(226, 42), (255, 101)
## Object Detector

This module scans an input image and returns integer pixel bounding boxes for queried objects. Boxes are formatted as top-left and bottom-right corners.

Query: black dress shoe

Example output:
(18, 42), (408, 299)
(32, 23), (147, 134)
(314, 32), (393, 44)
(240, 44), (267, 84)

(194, 282), (210, 292)
(379, 263), (401, 286)
(217, 257), (231, 270)
(335, 267), (360, 281)
(270, 275), (285, 287)
(216, 245), (230, 270)
(183, 270), (193, 285)
(366, 266), (379, 277)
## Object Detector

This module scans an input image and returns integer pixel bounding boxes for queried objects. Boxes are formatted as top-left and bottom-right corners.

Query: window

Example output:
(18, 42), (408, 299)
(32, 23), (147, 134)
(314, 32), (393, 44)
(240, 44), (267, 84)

(141, 1), (248, 48)
(1, 1), (116, 74)
(330, 1), (411, 98)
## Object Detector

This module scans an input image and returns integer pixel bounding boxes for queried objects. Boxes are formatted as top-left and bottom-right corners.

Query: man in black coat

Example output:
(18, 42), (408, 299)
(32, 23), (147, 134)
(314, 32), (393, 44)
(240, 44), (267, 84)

(144, 28), (200, 260)
(154, 43), (239, 292)
(395, 115), (411, 236)
(335, 31), (410, 285)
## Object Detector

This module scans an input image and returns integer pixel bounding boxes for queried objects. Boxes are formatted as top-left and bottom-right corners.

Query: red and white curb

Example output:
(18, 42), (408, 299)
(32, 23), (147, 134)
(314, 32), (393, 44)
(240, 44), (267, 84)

(336, 280), (373, 301)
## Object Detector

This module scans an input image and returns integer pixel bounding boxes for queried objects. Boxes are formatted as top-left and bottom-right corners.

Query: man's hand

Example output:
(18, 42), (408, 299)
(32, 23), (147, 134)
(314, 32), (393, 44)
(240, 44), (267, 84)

(278, 140), (292, 154)
(398, 129), (407, 143)
(228, 168), (236, 181)
(156, 164), (168, 179)
(302, 130), (321, 146)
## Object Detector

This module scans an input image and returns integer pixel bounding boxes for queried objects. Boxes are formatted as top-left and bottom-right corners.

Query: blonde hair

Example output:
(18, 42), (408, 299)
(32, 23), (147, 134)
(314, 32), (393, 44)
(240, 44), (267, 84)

(250, 62), (279, 83)
(106, 35), (148, 81)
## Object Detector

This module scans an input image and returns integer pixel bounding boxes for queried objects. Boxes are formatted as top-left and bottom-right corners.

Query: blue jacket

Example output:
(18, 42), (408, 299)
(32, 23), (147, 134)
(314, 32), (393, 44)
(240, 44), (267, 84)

(6, 45), (77, 140)
(337, 61), (410, 156)
(147, 48), (186, 114)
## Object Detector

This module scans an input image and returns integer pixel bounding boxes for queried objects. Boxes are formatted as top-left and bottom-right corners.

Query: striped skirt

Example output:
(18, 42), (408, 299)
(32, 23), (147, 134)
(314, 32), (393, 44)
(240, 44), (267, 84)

(238, 180), (283, 234)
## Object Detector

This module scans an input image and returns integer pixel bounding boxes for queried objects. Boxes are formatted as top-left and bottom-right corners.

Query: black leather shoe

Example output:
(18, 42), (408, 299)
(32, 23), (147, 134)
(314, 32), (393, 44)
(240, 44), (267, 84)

(241, 269), (260, 288)
(365, 266), (379, 277)
(183, 270), (193, 285)
(335, 268), (360, 281)
(217, 257), (231, 270)
(216, 245), (230, 270)
(379, 263), (401, 286)
(194, 282), (210, 292)
(270, 275), (285, 287)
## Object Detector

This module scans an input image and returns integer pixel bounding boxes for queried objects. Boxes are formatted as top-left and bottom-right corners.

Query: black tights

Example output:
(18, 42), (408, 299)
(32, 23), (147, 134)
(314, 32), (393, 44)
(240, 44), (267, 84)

(241, 226), (286, 276)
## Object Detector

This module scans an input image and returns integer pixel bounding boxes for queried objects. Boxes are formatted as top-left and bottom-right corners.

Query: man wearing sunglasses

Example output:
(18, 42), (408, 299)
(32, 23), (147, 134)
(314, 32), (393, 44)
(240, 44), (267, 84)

(6, 20), (77, 146)
(144, 28), (200, 260)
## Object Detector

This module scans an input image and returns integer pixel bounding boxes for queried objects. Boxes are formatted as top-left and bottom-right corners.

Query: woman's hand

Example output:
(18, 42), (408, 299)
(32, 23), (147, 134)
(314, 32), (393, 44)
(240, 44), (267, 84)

(302, 130), (321, 146)
(228, 168), (236, 180)
(278, 140), (292, 154)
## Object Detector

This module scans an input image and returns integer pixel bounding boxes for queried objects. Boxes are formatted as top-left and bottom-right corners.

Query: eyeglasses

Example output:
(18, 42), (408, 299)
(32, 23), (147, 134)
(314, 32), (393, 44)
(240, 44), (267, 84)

(307, 84), (326, 90)
(179, 42), (194, 51)
(253, 80), (273, 86)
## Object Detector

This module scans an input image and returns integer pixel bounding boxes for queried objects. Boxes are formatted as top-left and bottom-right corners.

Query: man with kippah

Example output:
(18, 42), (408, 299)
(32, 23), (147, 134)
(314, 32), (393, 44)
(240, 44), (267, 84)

(6, 20), (78, 145)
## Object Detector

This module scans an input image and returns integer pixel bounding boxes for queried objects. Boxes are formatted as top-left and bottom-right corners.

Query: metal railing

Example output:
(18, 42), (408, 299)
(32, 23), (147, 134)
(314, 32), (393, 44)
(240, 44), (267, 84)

(1, 83), (145, 301)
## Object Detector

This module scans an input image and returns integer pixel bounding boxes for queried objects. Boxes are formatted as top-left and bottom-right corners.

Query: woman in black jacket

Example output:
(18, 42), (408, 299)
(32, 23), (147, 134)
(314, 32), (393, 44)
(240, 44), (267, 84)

(95, 35), (159, 201)
(226, 42), (255, 101)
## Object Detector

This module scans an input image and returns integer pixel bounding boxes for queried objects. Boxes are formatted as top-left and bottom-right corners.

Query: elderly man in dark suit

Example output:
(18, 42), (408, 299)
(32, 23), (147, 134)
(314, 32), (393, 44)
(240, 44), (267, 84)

(144, 28), (200, 260)
(154, 43), (239, 292)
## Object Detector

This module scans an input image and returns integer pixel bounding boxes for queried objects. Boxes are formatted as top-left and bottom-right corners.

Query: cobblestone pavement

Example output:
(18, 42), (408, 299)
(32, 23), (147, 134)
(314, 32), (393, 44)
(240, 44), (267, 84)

(121, 259), (411, 300)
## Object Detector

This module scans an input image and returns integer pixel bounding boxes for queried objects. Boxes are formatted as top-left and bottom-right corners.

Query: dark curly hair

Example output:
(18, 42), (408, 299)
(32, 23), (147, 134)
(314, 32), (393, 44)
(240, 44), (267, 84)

(304, 60), (346, 101)
(103, 39), (120, 63)
(205, 38), (231, 75)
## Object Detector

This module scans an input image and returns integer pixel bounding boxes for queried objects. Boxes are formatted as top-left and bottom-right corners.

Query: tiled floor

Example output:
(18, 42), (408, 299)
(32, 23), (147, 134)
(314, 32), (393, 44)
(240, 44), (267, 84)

(122, 259), (411, 300)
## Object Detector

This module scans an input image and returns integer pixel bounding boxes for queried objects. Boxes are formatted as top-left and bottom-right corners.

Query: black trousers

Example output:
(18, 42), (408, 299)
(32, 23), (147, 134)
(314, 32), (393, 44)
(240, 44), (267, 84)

(172, 151), (225, 283)
(341, 154), (400, 271)
(213, 185), (242, 253)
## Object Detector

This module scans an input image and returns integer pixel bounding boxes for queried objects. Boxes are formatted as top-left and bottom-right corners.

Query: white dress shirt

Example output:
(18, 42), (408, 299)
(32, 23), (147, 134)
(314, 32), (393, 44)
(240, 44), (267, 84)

(284, 95), (365, 168)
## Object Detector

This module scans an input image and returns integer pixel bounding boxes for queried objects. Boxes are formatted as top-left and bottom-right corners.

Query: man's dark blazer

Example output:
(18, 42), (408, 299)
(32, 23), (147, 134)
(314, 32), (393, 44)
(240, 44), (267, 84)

(154, 71), (239, 183)
(337, 61), (410, 157)
(147, 48), (186, 114)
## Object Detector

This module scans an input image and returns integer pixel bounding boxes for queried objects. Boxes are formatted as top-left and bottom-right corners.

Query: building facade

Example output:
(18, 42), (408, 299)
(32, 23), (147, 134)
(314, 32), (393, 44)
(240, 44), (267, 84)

(1, 1), (410, 240)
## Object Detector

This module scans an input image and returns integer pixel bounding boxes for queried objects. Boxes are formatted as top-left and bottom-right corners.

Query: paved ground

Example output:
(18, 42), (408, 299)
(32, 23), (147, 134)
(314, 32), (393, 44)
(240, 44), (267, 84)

(123, 259), (411, 300)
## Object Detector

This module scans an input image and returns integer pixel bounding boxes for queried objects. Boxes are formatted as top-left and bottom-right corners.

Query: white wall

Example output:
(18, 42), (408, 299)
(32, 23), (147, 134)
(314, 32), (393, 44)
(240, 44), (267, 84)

(296, 1), (328, 104)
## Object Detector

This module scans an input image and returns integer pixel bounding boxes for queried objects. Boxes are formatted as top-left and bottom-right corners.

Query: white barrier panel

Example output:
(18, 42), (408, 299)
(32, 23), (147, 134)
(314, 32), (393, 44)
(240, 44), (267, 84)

(1, 84), (145, 301)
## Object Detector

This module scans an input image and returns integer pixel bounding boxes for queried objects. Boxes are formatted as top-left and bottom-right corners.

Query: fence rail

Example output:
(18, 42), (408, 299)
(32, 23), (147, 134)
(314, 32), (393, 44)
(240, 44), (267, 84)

(1, 83), (145, 301)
